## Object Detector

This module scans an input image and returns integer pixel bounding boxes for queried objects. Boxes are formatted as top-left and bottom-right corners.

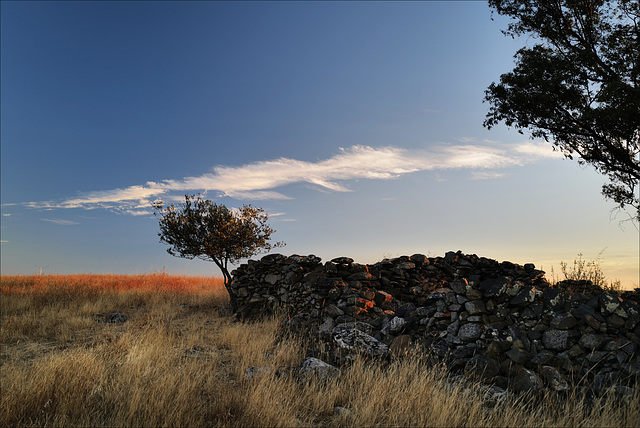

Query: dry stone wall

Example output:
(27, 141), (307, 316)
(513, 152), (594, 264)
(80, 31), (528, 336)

(230, 251), (640, 396)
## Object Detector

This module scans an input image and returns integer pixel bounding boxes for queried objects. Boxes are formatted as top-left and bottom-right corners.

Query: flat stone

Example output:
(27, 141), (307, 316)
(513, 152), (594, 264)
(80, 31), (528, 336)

(506, 348), (531, 365)
(395, 302), (417, 318)
(297, 357), (339, 380)
(542, 288), (565, 310)
(572, 303), (597, 319)
(567, 344), (585, 358)
(324, 304), (344, 317)
(466, 287), (483, 300)
(479, 277), (511, 297)
(606, 314), (625, 328)
(599, 293), (622, 314)
(551, 314), (578, 330)
(450, 279), (468, 294)
(584, 314), (602, 330)
(383, 316), (407, 335)
(542, 329), (570, 351)
(374, 290), (393, 307)
(530, 350), (555, 365)
(107, 313), (127, 323)
(333, 327), (388, 356)
(318, 317), (336, 337)
(579, 333), (606, 350)
(410, 254), (428, 264)
(333, 321), (374, 335)
(264, 273), (281, 285)
(331, 257), (354, 265)
(465, 300), (486, 315)
(464, 355), (500, 382)
(540, 366), (569, 392)
(458, 323), (483, 342)
(510, 286), (541, 306)
(511, 366), (543, 393)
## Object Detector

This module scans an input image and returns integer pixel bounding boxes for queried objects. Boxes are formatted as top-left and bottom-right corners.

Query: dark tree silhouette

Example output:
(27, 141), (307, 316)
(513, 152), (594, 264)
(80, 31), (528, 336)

(484, 0), (640, 221)
(153, 194), (284, 310)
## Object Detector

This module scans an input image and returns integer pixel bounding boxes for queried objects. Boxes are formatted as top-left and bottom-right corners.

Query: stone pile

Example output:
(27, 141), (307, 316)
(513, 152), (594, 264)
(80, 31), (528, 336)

(230, 251), (639, 396)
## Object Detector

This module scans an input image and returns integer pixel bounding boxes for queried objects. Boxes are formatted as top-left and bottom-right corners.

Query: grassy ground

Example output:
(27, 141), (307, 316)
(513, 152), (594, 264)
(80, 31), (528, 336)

(1, 274), (638, 427)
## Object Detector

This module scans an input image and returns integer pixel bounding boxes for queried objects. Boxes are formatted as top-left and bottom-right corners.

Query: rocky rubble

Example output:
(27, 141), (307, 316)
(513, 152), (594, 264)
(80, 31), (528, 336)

(230, 251), (640, 397)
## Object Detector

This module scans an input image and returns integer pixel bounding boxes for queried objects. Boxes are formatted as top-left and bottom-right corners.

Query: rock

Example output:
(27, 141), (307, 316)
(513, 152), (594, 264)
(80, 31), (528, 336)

(395, 303), (417, 318)
(383, 316), (407, 335)
(540, 366), (569, 392)
(479, 277), (511, 297)
(511, 366), (543, 393)
(572, 303), (597, 319)
(333, 406), (352, 417)
(466, 287), (483, 301)
(331, 257), (354, 265)
(333, 326), (388, 356)
(584, 314), (603, 331)
(107, 313), (127, 323)
(458, 323), (483, 342)
(264, 273), (281, 285)
(464, 355), (500, 382)
(579, 333), (606, 351)
(542, 288), (565, 311)
(550, 314), (578, 330)
(465, 300), (486, 315)
(506, 348), (531, 365)
(298, 357), (339, 380)
(593, 372), (622, 396)
(374, 290), (393, 307)
(333, 321), (374, 336)
(510, 286), (541, 306)
(606, 314), (625, 329)
(542, 329), (570, 351)
(324, 304), (344, 317)
(599, 293), (622, 314)
(318, 317), (336, 337)
(450, 279), (468, 294)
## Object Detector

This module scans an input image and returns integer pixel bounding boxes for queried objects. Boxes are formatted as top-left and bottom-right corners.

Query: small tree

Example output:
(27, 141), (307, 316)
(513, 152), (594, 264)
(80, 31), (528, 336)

(153, 194), (284, 309)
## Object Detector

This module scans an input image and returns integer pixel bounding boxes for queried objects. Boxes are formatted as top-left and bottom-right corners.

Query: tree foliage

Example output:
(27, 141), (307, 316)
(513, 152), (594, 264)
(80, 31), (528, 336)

(484, 0), (640, 220)
(153, 194), (284, 305)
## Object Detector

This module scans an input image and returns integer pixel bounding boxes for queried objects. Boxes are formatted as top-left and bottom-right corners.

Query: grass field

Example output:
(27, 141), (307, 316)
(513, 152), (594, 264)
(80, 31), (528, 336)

(1, 274), (638, 427)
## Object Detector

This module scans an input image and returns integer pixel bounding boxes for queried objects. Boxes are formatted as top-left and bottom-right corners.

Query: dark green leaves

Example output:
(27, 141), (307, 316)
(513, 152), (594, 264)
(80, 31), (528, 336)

(485, 0), (640, 220)
(153, 194), (285, 286)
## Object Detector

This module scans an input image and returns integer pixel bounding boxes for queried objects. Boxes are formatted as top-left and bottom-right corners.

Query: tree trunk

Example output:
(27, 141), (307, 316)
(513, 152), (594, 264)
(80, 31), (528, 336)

(213, 259), (237, 312)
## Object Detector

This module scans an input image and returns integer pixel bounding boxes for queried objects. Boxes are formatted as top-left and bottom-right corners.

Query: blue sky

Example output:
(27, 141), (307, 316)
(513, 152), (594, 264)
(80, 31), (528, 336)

(1, 1), (638, 288)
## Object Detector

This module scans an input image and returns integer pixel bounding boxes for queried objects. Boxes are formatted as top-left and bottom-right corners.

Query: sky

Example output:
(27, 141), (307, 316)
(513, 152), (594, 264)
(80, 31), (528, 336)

(1, 1), (638, 289)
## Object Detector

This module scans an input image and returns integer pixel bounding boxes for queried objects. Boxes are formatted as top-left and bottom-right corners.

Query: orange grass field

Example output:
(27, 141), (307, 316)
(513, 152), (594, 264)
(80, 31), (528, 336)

(1, 274), (638, 428)
(0, 273), (227, 296)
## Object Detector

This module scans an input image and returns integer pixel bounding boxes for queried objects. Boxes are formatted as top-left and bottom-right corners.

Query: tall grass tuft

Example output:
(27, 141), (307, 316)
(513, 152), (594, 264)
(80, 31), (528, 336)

(557, 250), (624, 292)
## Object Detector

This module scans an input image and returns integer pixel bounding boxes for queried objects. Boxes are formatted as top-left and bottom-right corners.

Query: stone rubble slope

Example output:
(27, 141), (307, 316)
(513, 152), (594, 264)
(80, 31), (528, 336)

(230, 251), (640, 397)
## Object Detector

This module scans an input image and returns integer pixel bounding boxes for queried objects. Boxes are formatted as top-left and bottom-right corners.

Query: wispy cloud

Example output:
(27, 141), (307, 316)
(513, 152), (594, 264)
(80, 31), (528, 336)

(515, 142), (565, 159)
(471, 171), (508, 180)
(20, 143), (560, 215)
(41, 218), (79, 225)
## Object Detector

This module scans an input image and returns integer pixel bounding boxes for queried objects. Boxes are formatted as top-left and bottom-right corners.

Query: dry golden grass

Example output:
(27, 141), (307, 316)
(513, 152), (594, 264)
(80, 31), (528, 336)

(1, 274), (638, 427)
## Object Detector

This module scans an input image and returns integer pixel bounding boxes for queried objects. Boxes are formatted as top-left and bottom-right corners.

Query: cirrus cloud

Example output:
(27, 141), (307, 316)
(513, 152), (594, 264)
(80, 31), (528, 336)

(17, 143), (560, 215)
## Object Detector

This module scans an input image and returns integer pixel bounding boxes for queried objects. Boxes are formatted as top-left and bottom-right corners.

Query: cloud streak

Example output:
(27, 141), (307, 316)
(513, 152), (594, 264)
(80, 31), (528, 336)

(41, 218), (80, 225)
(21, 143), (560, 215)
